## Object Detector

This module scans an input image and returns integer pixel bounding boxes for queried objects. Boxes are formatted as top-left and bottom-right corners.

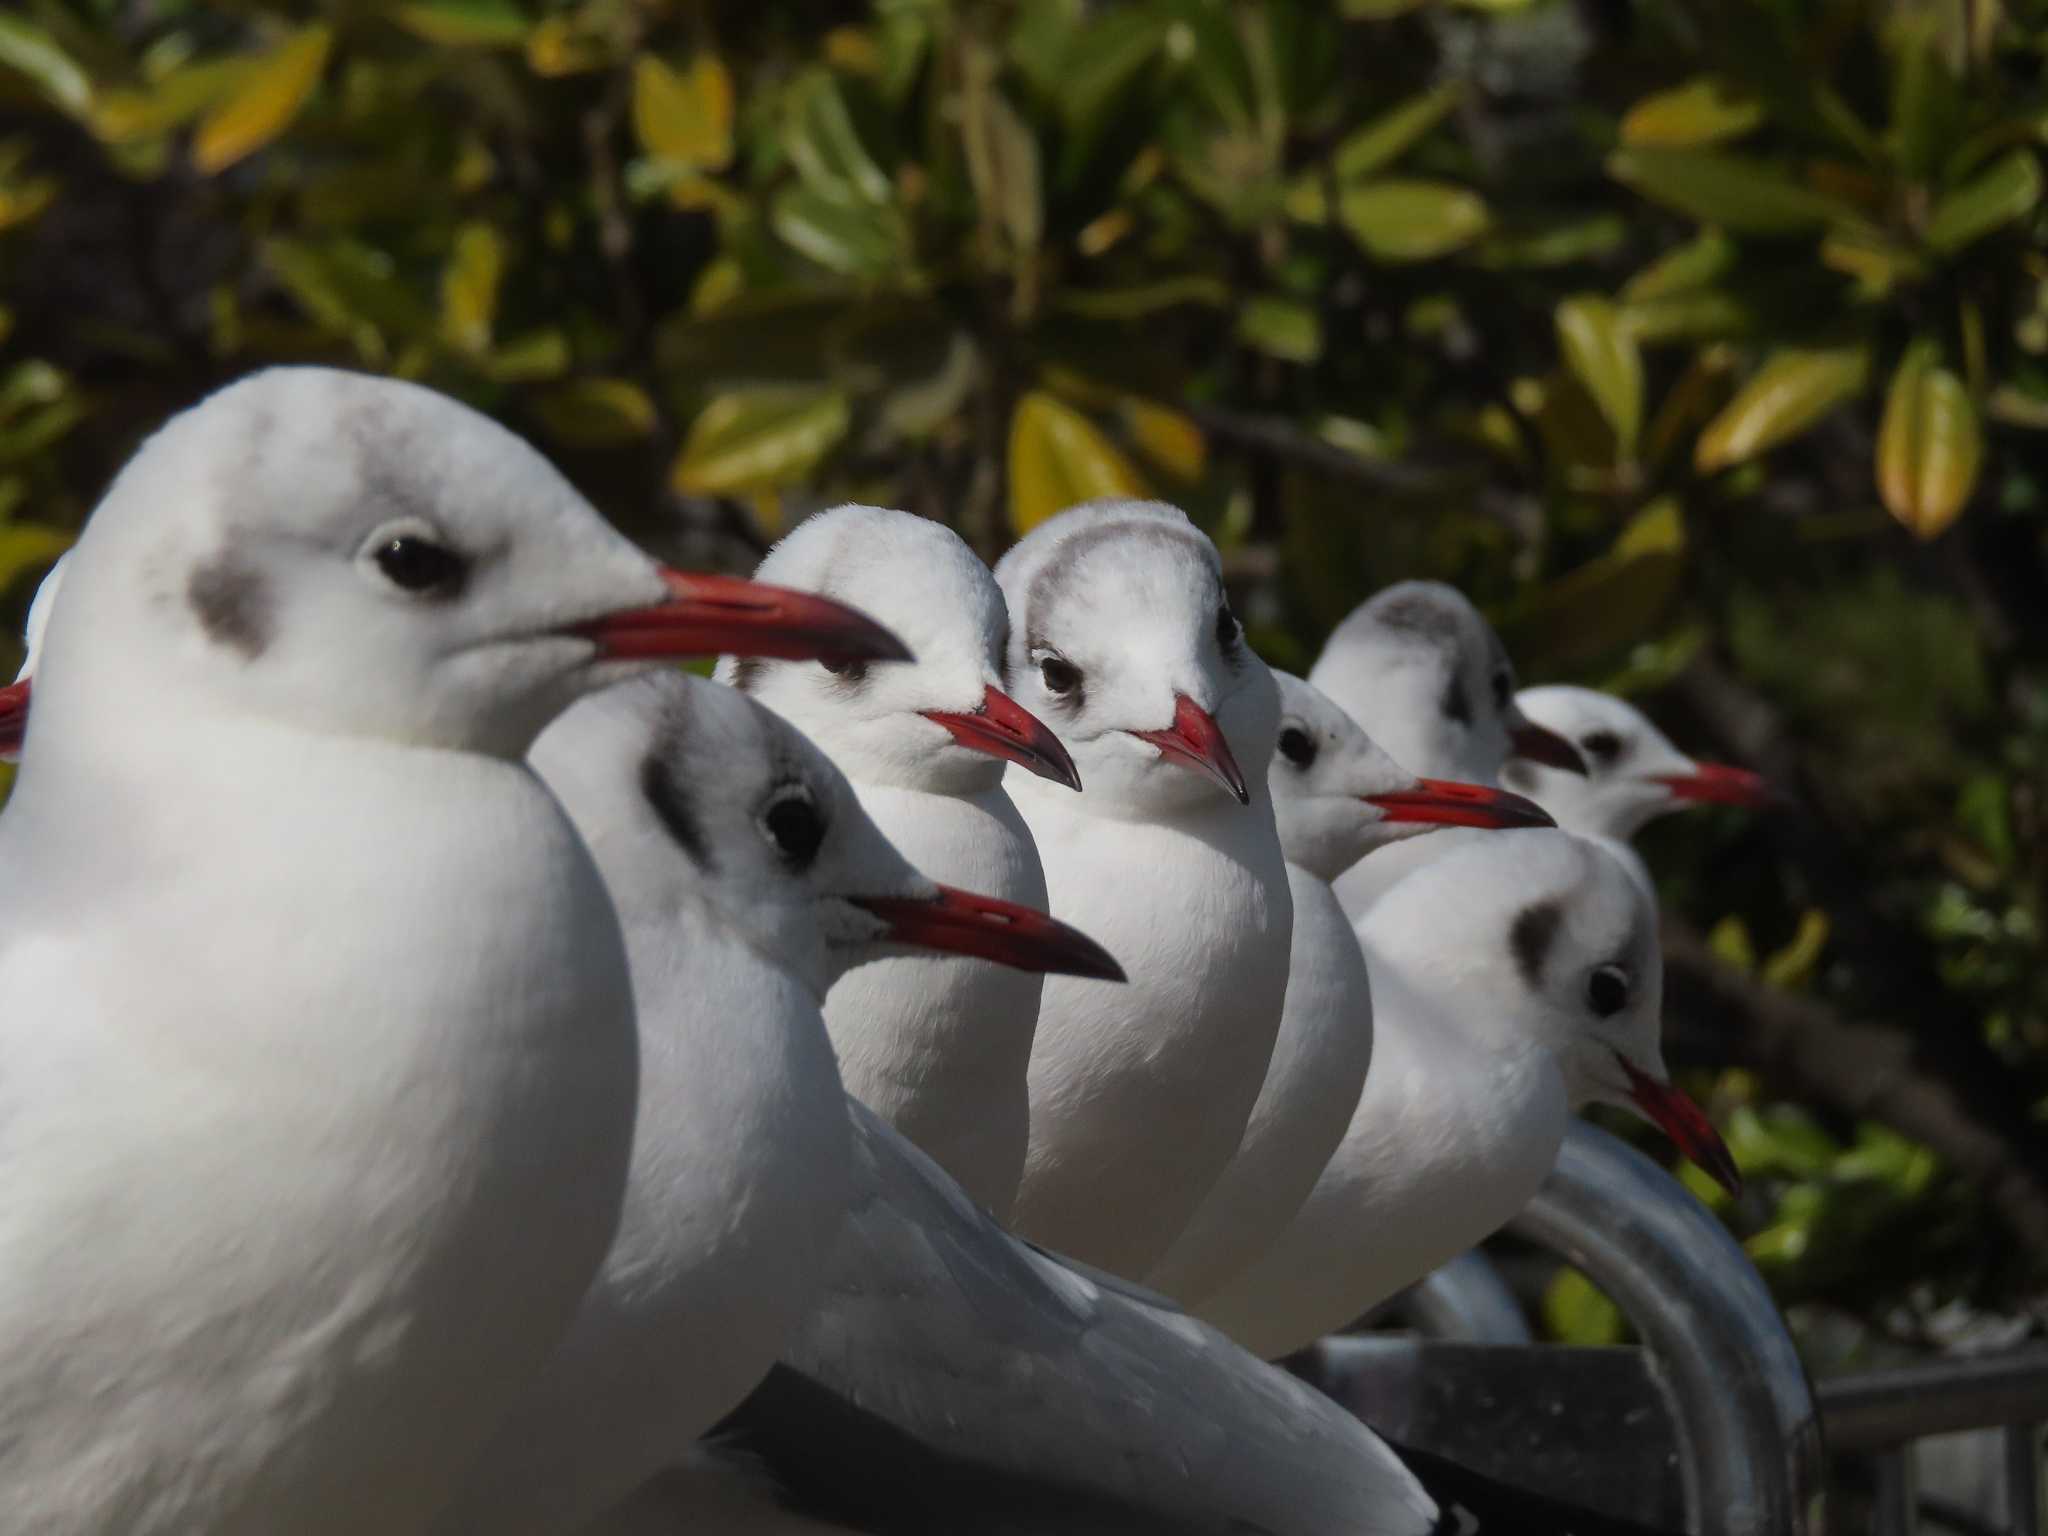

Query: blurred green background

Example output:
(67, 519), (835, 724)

(2, 0), (2046, 1368)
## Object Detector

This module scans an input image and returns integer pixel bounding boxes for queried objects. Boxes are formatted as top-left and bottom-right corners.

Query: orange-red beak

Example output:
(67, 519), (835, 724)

(1654, 761), (1772, 808)
(1616, 1053), (1742, 1199)
(849, 885), (1125, 981)
(1132, 693), (1249, 805)
(923, 684), (1081, 791)
(571, 569), (911, 666)
(1509, 720), (1589, 775)
(1366, 777), (1556, 831)
(0, 676), (28, 761)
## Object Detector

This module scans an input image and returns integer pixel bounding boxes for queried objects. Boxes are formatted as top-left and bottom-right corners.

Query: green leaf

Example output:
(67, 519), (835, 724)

(1888, 10), (1962, 183)
(1471, 213), (1627, 270)
(1008, 391), (1147, 536)
(1877, 342), (1981, 540)
(1340, 0), (1426, 15)
(531, 378), (658, 448)
(0, 15), (91, 117)
(783, 70), (892, 207)
(1925, 149), (2041, 254)
(671, 388), (851, 495)
(1761, 910), (1830, 990)
(1033, 6), (1166, 140)
(1237, 295), (1322, 363)
(1493, 498), (1685, 670)
(1556, 295), (1642, 454)
(769, 185), (904, 277)
(1621, 229), (1737, 302)
(1695, 346), (1870, 473)
(193, 26), (332, 175)
(92, 58), (254, 145)
(633, 54), (734, 172)
(1053, 276), (1232, 319)
(1620, 289), (1753, 346)
(1619, 76), (1763, 149)
(1607, 147), (1853, 235)
(960, 69), (1043, 269)
(1542, 1267), (1626, 1346)
(393, 0), (529, 47)
(439, 222), (503, 355)
(1709, 914), (1757, 973)
(1329, 83), (1462, 181)
(485, 329), (572, 383)
(1819, 222), (1928, 300)
(1336, 179), (1489, 262)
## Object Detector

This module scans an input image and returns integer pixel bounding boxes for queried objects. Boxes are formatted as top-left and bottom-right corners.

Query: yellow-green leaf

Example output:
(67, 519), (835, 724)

(1336, 179), (1489, 262)
(192, 26), (332, 176)
(0, 15), (91, 117)
(1710, 913), (1757, 973)
(632, 54), (734, 171)
(1620, 76), (1763, 149)
(1330, 84), (1462, 181)
(1008, 391), (1147, 536)
(1608, 147), (1853, 235)
(1819, 223), (1928, 300)
(1542, 1267), (1627, 1346)
(769, 184), (904, 277)
(1556, 294), (1642, 454)
(393, 0), (529, 48)
(439, 222), (503, 354)
(1238, 295), (1322, 363)
(485, 329), (571, 382)
(92, 58), (254, 145)
(1761, 910), (1830, 990)
(1122, 398), (1206, 481)
(1494, 497), (1685, 669)
(671, 388), (851, 495)
(532, 378), (657, 448)
(525, 16), (609, 76)
(1695, 346), (1870, 473)
(784, 70), (892, 206)
(1926, 149), (2042, 254)
(1877, 343), (1981, 540)
(1622, 229), (1737, 303)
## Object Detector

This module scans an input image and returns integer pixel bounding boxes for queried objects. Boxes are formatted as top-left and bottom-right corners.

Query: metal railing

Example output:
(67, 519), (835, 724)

(1310, 1121), (2048, 1535)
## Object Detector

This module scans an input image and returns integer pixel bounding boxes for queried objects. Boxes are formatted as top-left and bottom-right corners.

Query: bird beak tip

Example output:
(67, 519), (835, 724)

(576, 569), (912, 666)
(850, 887), (1125, 982)
(1617, 1052), (1742, 1200)
(1133, 694), (1250, 805)
(922, 686), (1082, 791)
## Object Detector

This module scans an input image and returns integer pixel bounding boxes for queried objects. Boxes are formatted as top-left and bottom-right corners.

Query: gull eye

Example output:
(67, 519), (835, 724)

(1587, 963), (1630, 1018)
(761, 789), (826, 869)
(1581, 729), (1622, 764)
(1491, 670), (1512, 711)
(1039, 655), (1082, 696)
(1216, 603), (1239, 651)
(1277, 726), (1317, 768)
(373, 534), (467, 597)
(821, 658), (868, 682)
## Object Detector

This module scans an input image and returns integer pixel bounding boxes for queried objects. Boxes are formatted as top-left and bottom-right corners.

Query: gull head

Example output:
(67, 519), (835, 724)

(716, 504), (1075, 795)
(1267, 671), (1554, 882)
(994, 499), (1277, 817)
(1362, 829), (1740, 1198)
(533, 673), (1122, 1000)
(1506, 685), (1772, 842)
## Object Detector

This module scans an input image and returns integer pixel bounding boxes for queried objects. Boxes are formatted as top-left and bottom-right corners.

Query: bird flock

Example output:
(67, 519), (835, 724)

(0, 367), (1772, 1536)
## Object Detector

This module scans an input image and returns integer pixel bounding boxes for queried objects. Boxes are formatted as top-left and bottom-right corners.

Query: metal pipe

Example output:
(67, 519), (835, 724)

(1388, 1250), (1534, 1344)
(1816, 1352), (2048, 1452)
(2006, 1421), (2040, 1536)
(1508, 1121), (1826, 1536)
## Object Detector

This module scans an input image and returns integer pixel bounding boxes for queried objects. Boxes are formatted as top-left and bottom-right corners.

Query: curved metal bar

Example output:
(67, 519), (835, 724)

(1509, 1121), (1825, 1536)
(1388, 1250), (1533, 1344)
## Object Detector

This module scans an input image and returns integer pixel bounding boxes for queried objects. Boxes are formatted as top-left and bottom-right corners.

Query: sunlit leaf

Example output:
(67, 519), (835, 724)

(1622, 230), (1737, 302)
(1122, 399), (1206, 481)
(783, 69), (892, 206)
(486, 329), (571, 382)
(439, 222), (503, 355)
(92, 59), (256, 145)
(1556, 295), (1642, 455)
(1238, 295), (1321, 363)
(526, 15), (609, 76)
(1819, 223), (1928, 299)
(671, 388), (851, 495)
(1336, 179), (1489, 262)
(1762, 910), (1830, 990)
(1877, 342), (1981, 540)
(1008, 391), (1147, 536)
(1330, 84), (1462, 181)
(1925, 149), (2041, 254)
(0, 15), (90, 116)
(1695, 346), (1870, 472)
(393, 0), (529, 48)
(1710, 914), (1758, 973)
(1607, 147), (1853, 234)
(770, 184), (904, 277)
(633, 53), (734, 171)
(1542, 1267), (1626, 1345)
(1620, 76), (1763, 149)
(193, 26), (332, 175)
(532, 378), (657, 447)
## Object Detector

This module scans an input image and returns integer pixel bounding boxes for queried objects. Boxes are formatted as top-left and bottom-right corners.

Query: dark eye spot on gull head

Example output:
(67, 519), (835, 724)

(1509, 898), (1563, 989)
(187, 552), (272, 660)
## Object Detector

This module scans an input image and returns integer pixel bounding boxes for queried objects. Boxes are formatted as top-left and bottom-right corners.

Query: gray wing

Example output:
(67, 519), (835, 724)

(708, 1102), (1439, 1536)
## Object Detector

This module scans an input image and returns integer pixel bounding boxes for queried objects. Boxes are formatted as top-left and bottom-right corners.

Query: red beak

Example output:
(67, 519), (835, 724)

(849, 885), (1125, 982)
(0, 676), (28, 762)
(1654, 761), (1772, 808)
(571, 569), (911, 666)
(1365, 777), (1556, 831)
(1509, 720), (1589, 776)
(922, 685), (1081, 791)
(1615, 1052), (1742, 1199)
(1132, 693), (1249, 805)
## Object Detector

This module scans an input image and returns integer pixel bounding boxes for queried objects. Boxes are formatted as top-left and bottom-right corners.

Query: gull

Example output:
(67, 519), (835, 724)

(1149, 671), (1557, 1304)
(994, 499), (1293, 1279)
(1306, 579), (1586, 919)
(1191, 830), (1742, 1361)
(440, 672), (1117, 1536)
(0, 550), (63, 760)
(1505, 683), (1773, 895)
(0, 366), (905, 1536)
(714, 504), (1079, 1219)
